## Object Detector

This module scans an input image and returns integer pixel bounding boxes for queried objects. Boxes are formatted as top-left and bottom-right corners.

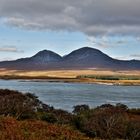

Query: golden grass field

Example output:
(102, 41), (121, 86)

(0, 69), (140, 85)
(1, 69), (140, 78)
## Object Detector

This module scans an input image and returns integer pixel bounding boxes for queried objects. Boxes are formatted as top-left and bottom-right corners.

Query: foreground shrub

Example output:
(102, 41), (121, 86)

(0, 117), (93, 140)
(72, 104), (140, 140)
(83, 109), (127, 139)
(128, 108), (140, 115)
(73, 105), (90, 114)
(0, 89), (39, 119)
(0, 89), (140, 140)
(126, 121), (140, 140)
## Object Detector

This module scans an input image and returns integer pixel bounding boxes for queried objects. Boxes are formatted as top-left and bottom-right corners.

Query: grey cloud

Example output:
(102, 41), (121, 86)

(136, 37), (140, 41)
(115, 56), (129, 60)
(0, 45), (24, 53)
(0, 0), (140, 36)
(0, 57), (14, 61)
(88, 36), (126, 48)
(116, 40), (127, 44)
(130, 54), (140, 58)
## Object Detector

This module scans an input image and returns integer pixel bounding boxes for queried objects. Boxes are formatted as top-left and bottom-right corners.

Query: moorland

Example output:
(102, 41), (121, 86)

(0, 89), (139, 140)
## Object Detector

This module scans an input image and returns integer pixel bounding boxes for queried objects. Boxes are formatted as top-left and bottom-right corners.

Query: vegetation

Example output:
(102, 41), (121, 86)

(0, 117), (93, 140)
(77, 75), (140, 80)
(0, 89), (140, 140)
(1, 69), (140, 86)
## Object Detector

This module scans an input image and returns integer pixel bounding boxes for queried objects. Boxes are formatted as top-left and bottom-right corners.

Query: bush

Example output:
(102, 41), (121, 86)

(0, 117), (93, 140)
(126, 121), (140, 140)
(128, 108), (140, 115)
(73, 105), (90, 114)
(116, 103), (128, 111)
(40, 112), (57, 123)
(0, 89), (140, 140)
(0, 89), (44, 120)
(72, 104), (129, 139)
(84, 110), (127, 139)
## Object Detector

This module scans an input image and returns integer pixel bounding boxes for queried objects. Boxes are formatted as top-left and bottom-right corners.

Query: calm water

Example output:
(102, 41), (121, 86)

(0, 80), (140, 111)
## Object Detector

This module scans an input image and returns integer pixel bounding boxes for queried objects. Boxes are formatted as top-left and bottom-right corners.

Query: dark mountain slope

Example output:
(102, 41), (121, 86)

(0, 50), (62, 70)
(62, 47), (115, 68)
(30, 50), (62, 63)
(0, 47), (140, 70)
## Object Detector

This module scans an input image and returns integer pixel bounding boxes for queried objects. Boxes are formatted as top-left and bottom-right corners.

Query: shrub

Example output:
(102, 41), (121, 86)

(73, 105), (90, 114)
(0, 89), (140, 140)
(126, 121), (140, 140)
(116, 103), (128, 111)
(40, 112), (57, 123)
(0, 89), (43, 120)
(0, 117), (94, 140)
(128, 108), (140, 115)
(72, 104), (129, 139)
(84, 110), (127, 139)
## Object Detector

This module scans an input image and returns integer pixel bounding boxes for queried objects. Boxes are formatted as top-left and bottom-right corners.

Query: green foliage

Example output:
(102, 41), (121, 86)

(40, 112), (57, 123)
(77, 75), (140, 80)
(116, 103), (128, 111)
(73, 105), (90, 114)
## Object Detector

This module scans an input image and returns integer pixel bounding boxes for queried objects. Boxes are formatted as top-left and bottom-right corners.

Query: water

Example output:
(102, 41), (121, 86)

(0, 79), (140, 111)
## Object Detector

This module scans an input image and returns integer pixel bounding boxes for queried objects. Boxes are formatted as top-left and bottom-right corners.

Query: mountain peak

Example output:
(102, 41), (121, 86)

(63, 46), (105, 60)
(33, 49), (56, 56)
(74, 47), (99, 52)
(0, 47), (140, 70)
(31, 49), (62, 63)
(77, 46), (97, 50)
(68, 47), (103, 55)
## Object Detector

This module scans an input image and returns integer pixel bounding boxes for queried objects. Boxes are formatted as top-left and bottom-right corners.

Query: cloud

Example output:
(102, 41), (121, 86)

(115, 54), (140, 60)
(0, 45), (24, 53)
(116, 40), (127, 44)
(87, 36), (127, 48)
(0, 57), (14, 61)
(115, 56), (129, 60)
(0, 0), (140, 36)
(130, 54), (140, 58)
(136, 37), (140, 42)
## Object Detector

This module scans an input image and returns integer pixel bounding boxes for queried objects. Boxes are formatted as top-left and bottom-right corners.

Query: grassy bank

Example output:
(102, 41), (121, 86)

(78, 75), (140, 80)
(0, 69), (140, 85)
(0, 89), (140, 140)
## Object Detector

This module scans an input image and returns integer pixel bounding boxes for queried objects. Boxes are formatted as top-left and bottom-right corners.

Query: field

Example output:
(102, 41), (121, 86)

(0, 69), (140, 85)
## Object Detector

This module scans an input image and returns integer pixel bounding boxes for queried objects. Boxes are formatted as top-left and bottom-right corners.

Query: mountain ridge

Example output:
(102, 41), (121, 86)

(0, 47), (140, 70)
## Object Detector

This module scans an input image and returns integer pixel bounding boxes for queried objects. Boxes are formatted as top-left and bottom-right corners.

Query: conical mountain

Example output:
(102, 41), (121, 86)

(62, 47), (115, 68)
(30, 50), (62, 63)
(0, 47), (140, 70)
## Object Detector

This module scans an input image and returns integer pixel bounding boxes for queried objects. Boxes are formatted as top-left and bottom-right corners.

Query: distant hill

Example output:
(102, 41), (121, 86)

(0, 47), (140, 70)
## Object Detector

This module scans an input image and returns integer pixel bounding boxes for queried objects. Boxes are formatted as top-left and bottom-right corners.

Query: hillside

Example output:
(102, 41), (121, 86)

(0, 47), (140, 70)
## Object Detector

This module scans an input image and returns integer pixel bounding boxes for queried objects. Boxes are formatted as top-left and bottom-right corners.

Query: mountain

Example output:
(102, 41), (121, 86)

(62, 47), (115, 68)
(0, 50), (62, 70)
(62, 47), (140, 70)
(0, 47), (140, 70)
(30, 50), (62, 63)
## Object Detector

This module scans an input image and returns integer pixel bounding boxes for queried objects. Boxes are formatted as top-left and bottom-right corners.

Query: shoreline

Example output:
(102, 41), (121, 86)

(1, 76), (140, 86)
(0, 69), (140, 86)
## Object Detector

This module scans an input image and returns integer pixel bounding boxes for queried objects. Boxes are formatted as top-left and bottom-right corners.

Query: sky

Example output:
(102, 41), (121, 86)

(0, 0), (140, 61)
